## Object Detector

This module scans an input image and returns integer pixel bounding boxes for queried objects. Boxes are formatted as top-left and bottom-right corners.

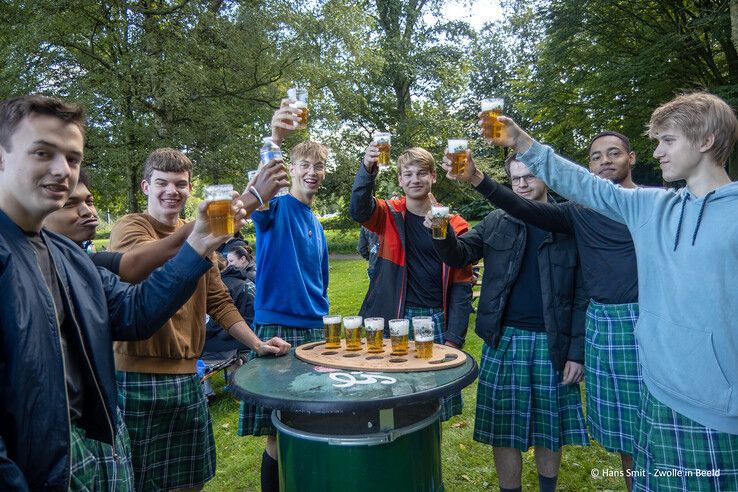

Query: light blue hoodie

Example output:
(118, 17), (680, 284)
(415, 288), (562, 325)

(519, 141), (738, 434)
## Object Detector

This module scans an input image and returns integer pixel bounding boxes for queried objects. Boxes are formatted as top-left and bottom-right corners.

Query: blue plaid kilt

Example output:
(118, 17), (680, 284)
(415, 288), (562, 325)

(585, 300), (642, 455)
(238, 324), (324, 436)
(403, 306), (463, 421)
(473, 326), (588, 452)
(632, 390), (738, 492)
(116, 372), (216, 490)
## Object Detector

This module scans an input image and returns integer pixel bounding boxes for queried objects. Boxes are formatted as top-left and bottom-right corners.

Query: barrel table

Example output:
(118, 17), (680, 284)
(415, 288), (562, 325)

(230, 344), (478, 492)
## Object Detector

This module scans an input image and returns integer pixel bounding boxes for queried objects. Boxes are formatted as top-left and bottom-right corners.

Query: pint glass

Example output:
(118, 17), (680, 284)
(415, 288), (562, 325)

(323, 315), (342, 349)
(287, 87), (309, 129)
(373, 132), (392, 167)
(343, 316), (363, 351)
(204, 184), (235, 236)
(448, 139), (468, 175)
(389, 319), (409, 356)
(431, 205), (450, 240)
(364, 317), (385, 353)
(481, 98), (505, 141)
(412, 316), (435, 359)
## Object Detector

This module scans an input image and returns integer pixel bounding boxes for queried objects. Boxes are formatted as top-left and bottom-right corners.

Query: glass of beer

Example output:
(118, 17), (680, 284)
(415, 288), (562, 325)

(389, 319), (409, 356)
(448, 139), (468, 175)
(287, 87), (308, 129)
(431, 205), (450, 239)
(412, 316), (435, 359)
(343, 316), (363, 351)
(204, 184), (235, 236)
(372, 132), (392, 167)
(323, 315), (342, 349)
(364, 317), (385, 353)
(481, 98), (505, 141)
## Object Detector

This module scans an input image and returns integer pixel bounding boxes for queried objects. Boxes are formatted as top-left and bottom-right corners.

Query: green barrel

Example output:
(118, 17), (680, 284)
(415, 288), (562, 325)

(273, 401), (443, 491)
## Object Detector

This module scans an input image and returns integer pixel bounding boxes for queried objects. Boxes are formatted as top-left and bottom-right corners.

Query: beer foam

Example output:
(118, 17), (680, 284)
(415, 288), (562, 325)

(323, 315), (342, 324)
(343, 316), (363, 330)
(481, 98), (504, 111)
(448, 139), (468, 153)
(415, 333), (435, 342)
(389, 319), (409, 336)
(431, 206), (449, 218)
(364, 317), (385, 331)
(291, 101), (307, 109)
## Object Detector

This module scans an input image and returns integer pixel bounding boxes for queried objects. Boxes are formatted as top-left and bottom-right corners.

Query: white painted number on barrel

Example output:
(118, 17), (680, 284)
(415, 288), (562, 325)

(329, 371), (397, 388)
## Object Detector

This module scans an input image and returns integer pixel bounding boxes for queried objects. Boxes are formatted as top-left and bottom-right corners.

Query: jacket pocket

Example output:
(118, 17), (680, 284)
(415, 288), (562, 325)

(484, 232), (515, 250)
(636, 310), (732, 414)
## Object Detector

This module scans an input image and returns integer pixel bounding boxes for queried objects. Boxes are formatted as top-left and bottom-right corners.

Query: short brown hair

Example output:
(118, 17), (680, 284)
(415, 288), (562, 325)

(0, 95), (85, 151)
(397, 147), (436, 174)
(143, 148), (193, 183)
(648, 92), (738, 166)
(503, 152), (519, 179)
(290, 141), (329, 165)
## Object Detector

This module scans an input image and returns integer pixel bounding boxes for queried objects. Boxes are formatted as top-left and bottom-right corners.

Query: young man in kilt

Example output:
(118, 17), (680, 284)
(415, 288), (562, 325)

(433, 153), (589, 492)
(451, 131), (642, 490)
(0, 95), (260, 491)
(109, 148), (291, 491)
(237, 100), (331, 492)
(498, 91), (738, 491)
(349, 144), (474, 421)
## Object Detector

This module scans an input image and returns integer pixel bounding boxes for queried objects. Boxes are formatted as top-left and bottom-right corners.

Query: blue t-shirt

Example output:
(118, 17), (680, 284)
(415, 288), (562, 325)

(251, 194), (329, 329)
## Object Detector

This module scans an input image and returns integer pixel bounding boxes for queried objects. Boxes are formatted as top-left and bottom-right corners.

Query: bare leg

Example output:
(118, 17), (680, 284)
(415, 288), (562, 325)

(266, 435), (277, 459)
(621, 453), (633, 492)
(493, 447), (523, 489)
(534, 446), (562, 492)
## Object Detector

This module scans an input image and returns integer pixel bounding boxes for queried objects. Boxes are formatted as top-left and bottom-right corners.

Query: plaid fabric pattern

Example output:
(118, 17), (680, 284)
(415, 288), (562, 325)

(69, 424), (98, 491)
(404, 306), (463, 421)
(632, 390), (738, 492)
(116, 372), (216, 490)
(473, 326), (588, 452)
(87, 407), (135, 491)
(585, 300), (642, 454)
(238, 324), (324, 436)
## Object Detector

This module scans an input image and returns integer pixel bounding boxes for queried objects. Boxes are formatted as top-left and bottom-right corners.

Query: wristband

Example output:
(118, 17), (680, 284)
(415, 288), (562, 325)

(248, 186), (264, 207)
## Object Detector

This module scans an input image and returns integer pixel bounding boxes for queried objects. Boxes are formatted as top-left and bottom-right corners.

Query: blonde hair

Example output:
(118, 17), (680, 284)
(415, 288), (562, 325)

(396, 147), (436, 174)
(290, 141), (329, 164)
(648, 92), (738, 166)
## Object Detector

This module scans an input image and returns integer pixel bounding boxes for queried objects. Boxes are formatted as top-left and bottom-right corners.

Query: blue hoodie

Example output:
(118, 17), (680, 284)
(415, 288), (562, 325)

(519, 141), (738, 434)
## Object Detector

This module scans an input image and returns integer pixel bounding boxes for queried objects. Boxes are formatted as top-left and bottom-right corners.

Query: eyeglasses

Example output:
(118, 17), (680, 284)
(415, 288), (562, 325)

(511, 174), (536, 185)
(296, 162), (325, 173)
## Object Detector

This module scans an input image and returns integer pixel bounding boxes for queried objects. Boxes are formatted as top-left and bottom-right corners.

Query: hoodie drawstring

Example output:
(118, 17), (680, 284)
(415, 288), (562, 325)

(673, 190), (716, 251)
(691, 190), (715, 246)
(673, 196), (688, 251)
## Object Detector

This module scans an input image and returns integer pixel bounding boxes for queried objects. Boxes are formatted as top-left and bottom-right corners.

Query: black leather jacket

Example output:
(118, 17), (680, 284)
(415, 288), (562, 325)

(0, 210), (212, 491)
(433, 209), (587, 371)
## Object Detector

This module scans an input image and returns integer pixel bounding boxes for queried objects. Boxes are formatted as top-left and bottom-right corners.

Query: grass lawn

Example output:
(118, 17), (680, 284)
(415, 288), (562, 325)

(204, 259), (627, 491)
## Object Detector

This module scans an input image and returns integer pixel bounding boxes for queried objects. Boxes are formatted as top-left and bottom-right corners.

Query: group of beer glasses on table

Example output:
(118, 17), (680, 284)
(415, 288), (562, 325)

(322, 315), (437, 359)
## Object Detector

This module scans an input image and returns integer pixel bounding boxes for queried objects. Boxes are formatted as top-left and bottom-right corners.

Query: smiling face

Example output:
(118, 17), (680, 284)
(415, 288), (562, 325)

(398, 162), (436, 200)
(509, 159), (547, 203)
(0, 114), (84, 231)
(290, 155), (326, 202)
(141, 170), (191, 224)
(44, 182), (99, 243)
(588, 135), (635, 184)
(652, 126), (704, 182)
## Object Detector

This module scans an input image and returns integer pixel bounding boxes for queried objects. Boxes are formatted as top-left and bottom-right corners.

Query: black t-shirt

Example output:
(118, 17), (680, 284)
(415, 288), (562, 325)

(27, 233), (85, 421)
(90, 251), (123, 275)
(502, 223), (546, 331)
(404, 211), (443, 309)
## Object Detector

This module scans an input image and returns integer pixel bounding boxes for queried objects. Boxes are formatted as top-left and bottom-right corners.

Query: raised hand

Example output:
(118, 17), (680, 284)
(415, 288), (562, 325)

(271, 98), (301, 146)
(246, 158), (290, 203)
(187, 192), (247, 256)
(363, 143), (380, 173)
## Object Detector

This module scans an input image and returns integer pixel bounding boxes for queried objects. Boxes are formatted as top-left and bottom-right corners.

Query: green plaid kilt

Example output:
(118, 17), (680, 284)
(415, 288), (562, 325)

(69, 408), (135, 492)
(116, 372), (216, 490)
(238, 324), (324, 436)
(473, 326), (588, 452)
(404, 306), (463, 421)
(585, 300), (642, 455)
(632, 390), (738, 492)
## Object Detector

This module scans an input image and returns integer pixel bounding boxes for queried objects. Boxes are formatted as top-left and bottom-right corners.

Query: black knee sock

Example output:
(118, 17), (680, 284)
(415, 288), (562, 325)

(261, 450), (279, 492)
(538, 473), (558, 492)
(500, 487), (522, 492)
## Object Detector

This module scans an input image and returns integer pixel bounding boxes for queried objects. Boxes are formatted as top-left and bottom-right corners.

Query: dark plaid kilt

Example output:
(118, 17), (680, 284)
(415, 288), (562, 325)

(632, 390), (738, 492)
(404, 306), (463, 421)
(69, 424), (98, 491)
(473, 326), (588, 452)
(585, 300), (642, 455)
(238, 324), (325, 436)
(116, 372), (216, 490)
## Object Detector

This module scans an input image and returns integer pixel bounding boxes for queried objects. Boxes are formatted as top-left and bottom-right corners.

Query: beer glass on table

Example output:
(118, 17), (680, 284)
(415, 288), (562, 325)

(287, 87), (309, 129)
(204, 184), (235, 236)
(481, 98), (505, 141)
(323, 315), (342, 349)
(389, 319), (409, 356)
(412, 316), (435, 359)
(448, 139), (468, 175)
(364, 317), (385, 353)
(343, 316), (363, 351)
(373, 132), (392, 167)
(431, 205), (450, 240)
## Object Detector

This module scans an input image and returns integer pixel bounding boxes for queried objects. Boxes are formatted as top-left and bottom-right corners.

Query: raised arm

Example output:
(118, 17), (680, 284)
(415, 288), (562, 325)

(349, 144), (384, 231)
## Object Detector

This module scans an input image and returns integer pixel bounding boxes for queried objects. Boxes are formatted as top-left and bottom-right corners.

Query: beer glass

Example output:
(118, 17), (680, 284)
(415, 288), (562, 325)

(287, 87), (308, 129)
(323, 315), (342, 349)
(389, 319), (409, 356)
(343, 316), (363, 351)
(364, 317), (385, 353)
(412, 316), (435, 359)
(448, 139), (468, 175)
(372, 132), (392, 167)
(481, 98), (505, 141)
(431, 205), (450, 240)
(204, 184), (235, 236)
